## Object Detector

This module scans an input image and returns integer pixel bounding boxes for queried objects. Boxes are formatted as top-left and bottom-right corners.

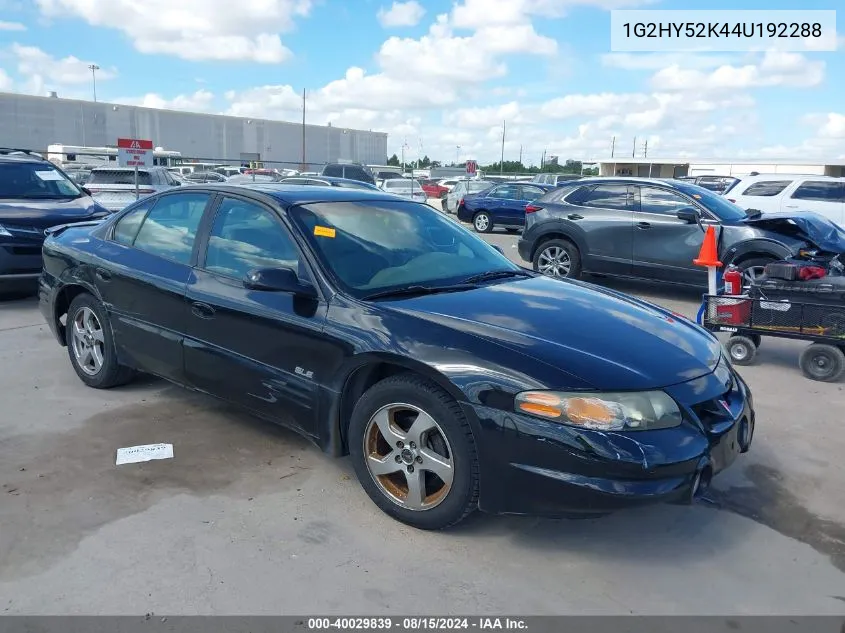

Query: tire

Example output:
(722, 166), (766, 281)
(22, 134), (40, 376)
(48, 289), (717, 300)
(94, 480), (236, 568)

(505, 228), (520, 234)
(799, 344), (845, 382)
(473, 211), (493, 233)
(726, 335), (757, 366)
(65, 293), (135, 389)
(736, 257), (777, 290)
(748, 333), (762, 348)
(532, 238), (582, 279)
(440, 199), (447, 213)
(348, 373), (480, 530)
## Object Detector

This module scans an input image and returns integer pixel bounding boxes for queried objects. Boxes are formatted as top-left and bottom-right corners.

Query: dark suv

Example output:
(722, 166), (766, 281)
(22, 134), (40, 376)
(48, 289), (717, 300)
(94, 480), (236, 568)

(1, 150), (109, 289)
(518, 177), (836, 288)
(321, 163), (376, 185)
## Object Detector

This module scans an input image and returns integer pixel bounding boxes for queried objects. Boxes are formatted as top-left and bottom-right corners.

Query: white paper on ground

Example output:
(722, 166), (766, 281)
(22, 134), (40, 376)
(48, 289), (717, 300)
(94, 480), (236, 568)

(115, 443), (174, 465)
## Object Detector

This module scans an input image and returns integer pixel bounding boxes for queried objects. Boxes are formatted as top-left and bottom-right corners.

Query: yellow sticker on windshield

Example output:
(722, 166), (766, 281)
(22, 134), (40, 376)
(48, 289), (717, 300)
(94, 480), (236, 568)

(693, 194), (701, 199)
(314, 225), (336, 238)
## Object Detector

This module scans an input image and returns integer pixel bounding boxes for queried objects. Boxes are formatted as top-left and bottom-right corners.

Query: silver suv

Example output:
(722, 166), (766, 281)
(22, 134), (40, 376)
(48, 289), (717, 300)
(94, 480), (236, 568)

(83, 166), (181, 211)
(531, 173), (582, 186)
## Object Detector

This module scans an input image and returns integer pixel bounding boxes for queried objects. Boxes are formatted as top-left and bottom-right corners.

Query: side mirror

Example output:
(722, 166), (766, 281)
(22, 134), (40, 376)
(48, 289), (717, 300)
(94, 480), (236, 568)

(677, 208), (698, 223)
(243, 267), (316, 297)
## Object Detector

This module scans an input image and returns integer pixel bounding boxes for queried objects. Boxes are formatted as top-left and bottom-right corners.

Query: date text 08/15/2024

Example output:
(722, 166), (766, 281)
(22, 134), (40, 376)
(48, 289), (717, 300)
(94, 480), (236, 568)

(307, 618), (527, 630)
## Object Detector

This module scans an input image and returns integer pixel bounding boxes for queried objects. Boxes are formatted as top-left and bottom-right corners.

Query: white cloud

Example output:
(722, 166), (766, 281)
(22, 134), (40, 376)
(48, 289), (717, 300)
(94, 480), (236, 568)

(0, 21), (26, 30)
(816, 113), (845, 139)
(377, 1), (425, 28)
(115, 90), (215, 113)
(34, 0), (312, 63)
(0, 68), (12, 90)
(651, 51), (825, 91)
(601, 52), (739, 71)
(7, 44), (117, 95)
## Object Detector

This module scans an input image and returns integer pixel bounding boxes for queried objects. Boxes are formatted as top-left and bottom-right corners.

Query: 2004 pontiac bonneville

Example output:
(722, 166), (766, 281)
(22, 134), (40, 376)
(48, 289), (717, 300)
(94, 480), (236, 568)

(38, 184), (754, 529)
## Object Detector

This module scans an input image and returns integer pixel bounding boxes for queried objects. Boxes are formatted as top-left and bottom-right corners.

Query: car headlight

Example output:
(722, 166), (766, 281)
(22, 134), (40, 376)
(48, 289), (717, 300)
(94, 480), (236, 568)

(0, 224), (11, 237)
(514, 390), (682, 431)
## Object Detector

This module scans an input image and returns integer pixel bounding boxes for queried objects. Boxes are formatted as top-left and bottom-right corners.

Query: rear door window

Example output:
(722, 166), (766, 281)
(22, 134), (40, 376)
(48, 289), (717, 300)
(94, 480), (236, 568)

(579, 184), (634, 210)
(132, 192), (211, 264)
(791, 181), (845, 202)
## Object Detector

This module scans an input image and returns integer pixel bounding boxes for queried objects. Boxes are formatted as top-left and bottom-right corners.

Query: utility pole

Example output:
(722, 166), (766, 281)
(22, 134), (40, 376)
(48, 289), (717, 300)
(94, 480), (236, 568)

(500, 120), (506, 175)
(610, 136), (616, 158)
(455, 145), (461, 166)
(401, 138), (408, 172)
(643, 139), (648, 158)
(88, 64), (99, 102)
(301, 89), (306, 170)
(519, 145), (523, 166)
(541, 149), (546, 169)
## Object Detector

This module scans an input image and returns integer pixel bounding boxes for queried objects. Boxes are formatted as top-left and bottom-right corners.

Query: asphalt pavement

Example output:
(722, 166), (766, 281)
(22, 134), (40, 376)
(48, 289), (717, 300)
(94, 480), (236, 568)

(1, 209), (844, 615)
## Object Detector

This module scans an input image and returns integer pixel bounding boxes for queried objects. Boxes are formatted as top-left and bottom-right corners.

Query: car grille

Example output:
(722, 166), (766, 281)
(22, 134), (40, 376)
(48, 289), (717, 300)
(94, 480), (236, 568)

(689, 358), (737, 428)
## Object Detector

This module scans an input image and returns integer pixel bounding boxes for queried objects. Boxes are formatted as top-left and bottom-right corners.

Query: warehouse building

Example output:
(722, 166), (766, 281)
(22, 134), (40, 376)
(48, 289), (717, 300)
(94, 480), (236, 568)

(0, 91), (388, 169)
(597, 157), (845, 178)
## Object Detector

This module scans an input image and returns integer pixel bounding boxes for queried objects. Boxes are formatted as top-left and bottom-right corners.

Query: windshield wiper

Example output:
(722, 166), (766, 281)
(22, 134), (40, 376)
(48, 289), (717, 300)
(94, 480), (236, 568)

(459, 269), (532, 284)
(362, 283), (477, 301)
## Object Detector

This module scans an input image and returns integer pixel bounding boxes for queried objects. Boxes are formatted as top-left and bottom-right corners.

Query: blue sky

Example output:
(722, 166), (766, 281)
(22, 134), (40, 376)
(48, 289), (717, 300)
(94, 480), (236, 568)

(0, 0), (843, 164)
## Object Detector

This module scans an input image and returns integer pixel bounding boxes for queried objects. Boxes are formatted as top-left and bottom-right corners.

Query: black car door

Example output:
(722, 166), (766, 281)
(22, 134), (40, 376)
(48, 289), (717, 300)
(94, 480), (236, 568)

(183, 193), (333, 437)
(92, 191), (214, 383)
(566, 183), (635, 275)
(631, 184), (708, 285)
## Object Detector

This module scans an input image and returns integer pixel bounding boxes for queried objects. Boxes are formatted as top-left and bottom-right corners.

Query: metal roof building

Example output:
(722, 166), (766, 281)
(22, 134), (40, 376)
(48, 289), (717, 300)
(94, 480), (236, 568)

(0, 91), (388, 169)
(597, 157), (845, 179)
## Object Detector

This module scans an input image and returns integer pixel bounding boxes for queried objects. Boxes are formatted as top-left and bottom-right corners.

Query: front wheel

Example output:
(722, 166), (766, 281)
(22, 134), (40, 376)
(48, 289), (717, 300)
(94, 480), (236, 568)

(65, 293), (135, 388)
(348, 374), (479, 530)
(726, 335), (757, 366)
(737, 257), (776, 290)
(799, 344), (845, 382)
(473, 211), (493, 233)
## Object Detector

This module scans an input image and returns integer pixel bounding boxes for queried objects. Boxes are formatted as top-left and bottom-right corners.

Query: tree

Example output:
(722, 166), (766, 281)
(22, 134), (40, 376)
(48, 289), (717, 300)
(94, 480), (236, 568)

(418, 155), (432, 168)
(387, 154), (400, 166)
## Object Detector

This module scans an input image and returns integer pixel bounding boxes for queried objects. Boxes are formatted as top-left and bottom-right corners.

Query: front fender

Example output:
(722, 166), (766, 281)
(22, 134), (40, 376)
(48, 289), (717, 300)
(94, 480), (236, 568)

(722, 237), (795, 266)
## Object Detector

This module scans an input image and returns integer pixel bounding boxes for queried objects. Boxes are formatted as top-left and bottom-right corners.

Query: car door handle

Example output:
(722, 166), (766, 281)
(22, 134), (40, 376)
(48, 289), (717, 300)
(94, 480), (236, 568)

(191, 301), (215, 319)
(94, 268), (112, 281)
(567, 213), (584, 220)
(783, 204), (798, 208)
(636, 221), (651, 229)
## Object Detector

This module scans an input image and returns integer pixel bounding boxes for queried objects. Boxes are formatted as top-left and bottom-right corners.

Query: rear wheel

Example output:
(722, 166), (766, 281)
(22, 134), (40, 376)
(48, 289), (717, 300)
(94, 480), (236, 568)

(65, 293), (135, 389)
(533, 238), (581, 279)
(473, 211), (493, 233)
(348, 374), (479, 530)
(799, 344), (845, 382)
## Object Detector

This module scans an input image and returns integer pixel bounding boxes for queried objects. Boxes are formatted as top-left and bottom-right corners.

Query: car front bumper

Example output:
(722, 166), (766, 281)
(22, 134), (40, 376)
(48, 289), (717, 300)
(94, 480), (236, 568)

(516, 237), (531, 262)
(0, 238), (44, 280)
(464, 360), (753, 517)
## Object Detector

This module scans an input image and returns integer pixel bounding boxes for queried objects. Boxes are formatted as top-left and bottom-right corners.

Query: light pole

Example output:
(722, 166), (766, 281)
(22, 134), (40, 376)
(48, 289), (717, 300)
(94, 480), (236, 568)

(88, 64), (99, 102)
(456, 145), (461, 166)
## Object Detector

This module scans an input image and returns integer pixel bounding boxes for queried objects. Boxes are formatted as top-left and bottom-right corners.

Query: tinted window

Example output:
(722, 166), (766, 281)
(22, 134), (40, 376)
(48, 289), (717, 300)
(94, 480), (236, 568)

(289, 200), (516, 296)
(323, 165), (343, 177)
(521, 186), (546, 201)
(88, 170), (153, 186)
(204, 198), (299, 279)
(791, 181), (845, 202)
(467, 181), (492, 193)
(671, 181), (748, 221)
(742, 180), (791, 197)
(639, 187), (692, 215)
(113, 201), (153, 245)
(490, 185), (520, 199)
(579, 185), (633, 210)
(133, 192), (210, 264)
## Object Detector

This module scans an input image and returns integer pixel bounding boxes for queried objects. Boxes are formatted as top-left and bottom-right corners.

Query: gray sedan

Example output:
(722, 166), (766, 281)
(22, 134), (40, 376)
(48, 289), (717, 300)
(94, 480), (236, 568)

(380, 178), (428, 203)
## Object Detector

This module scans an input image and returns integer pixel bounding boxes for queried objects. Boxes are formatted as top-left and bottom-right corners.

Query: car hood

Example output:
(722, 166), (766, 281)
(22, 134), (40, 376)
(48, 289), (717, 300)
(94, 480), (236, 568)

(0, 195), (105, 228)
(383, 276), (722, 391)
(738, 211), (845, 253)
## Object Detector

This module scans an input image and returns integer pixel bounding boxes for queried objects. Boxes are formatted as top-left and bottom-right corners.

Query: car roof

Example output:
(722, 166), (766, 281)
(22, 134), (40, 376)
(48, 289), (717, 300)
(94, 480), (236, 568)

(177, 183), (409, 207)
(91, 165), (165, 172)
(733, 173), (844, 181)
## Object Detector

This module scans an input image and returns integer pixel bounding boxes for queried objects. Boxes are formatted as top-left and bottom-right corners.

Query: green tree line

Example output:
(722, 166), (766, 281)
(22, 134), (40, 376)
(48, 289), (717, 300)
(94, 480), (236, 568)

(386, 154), (597, 176)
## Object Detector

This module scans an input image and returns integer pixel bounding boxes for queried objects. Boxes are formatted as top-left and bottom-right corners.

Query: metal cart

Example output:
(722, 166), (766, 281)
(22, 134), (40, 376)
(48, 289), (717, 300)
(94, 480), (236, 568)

(698, 293), (845, 382)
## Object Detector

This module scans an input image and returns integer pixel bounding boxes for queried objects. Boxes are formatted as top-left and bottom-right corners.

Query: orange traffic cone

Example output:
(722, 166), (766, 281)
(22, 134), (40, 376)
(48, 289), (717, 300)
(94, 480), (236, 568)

(693, 225), (722, 268)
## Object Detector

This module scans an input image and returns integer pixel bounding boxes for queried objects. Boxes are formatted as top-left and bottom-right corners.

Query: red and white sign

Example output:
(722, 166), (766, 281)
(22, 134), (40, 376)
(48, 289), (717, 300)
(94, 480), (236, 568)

(117, 138), (154, 168)
(465, 160), (478, 176)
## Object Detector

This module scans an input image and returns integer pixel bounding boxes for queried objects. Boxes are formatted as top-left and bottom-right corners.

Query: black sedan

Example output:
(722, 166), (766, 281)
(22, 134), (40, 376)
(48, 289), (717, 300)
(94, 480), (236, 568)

(519, 177), (835, 287)
(39, 183), (754, 529)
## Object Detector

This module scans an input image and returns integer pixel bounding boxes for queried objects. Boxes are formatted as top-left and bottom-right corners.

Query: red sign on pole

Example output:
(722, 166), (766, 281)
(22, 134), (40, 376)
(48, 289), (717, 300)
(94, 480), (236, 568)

(465, 160), (477, 176)
(117, 138), (154, 167)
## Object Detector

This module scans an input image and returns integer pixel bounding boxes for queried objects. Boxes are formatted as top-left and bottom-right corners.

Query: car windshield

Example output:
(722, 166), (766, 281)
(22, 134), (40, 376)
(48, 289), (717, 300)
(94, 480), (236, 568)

(88, 170), (153, 186)
(229, 174), (275, 183)
(288, 199), (520, 298)
(0, 162), (83, 199)
(672, 181), (748, 221)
